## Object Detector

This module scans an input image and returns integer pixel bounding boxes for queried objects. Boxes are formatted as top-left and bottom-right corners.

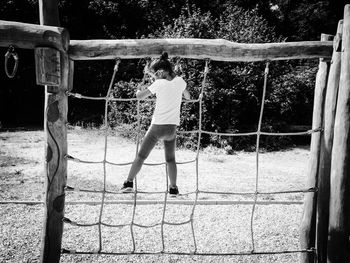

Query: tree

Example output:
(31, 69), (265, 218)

(149, 5), (294, 150)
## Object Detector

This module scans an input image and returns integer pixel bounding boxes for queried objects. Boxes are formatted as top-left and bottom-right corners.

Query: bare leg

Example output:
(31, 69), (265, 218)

(127, 156), (145, 182)
(127, 127), (158, 182)
(166, 161), (177, 187)
(164, 138), (177, 187)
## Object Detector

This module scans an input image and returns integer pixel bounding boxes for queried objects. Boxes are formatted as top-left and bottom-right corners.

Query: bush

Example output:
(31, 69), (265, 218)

(108, 5), (317, 152)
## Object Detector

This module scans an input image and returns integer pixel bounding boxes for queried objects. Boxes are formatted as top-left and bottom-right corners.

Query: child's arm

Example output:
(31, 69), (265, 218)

(183, 89), (191, 100)
(136, 88), (152, 100)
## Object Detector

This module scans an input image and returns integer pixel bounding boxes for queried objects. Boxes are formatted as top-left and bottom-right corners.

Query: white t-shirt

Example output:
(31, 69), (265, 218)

(147, 76), (187, 125)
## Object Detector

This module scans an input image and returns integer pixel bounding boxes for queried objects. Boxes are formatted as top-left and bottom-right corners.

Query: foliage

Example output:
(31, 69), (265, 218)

(108, 78), (154, 131)
(107, 5), (306, 151)
(149, 5), (300, 151)
(267, 0), (337, 41)
(1, 0), (343, 151)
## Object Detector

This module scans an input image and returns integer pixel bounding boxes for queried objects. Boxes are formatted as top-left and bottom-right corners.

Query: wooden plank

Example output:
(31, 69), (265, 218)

(68, 39), (333, 61)
(316, 20), (343, 263)
(35, 47), (61, 86)
(328, 5), (350, 263)
(0, 20), (69, 52)
(300, 33), (332, 263)
(39, 1), (70, 263)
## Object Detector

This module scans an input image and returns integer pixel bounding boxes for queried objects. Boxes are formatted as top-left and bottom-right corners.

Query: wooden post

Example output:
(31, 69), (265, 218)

(315, 21), (342, 263)
(39, 0), (60, 27)
(300, 33), (331, 263)
(328, 5), (350, 263)
(39, 0), (72, 263)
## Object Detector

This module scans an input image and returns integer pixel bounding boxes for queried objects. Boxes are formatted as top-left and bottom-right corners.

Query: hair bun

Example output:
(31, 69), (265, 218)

(160, 52), (168, 60)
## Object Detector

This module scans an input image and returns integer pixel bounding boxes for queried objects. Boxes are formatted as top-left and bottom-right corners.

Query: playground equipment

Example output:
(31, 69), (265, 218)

(1, 1), (349, 263)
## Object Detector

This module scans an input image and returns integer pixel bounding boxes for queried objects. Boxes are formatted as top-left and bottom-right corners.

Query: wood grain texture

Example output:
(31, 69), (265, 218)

(35, 47), (61, 86)
(328, 5), (350, 263)
(316, 21), (343, 263)
(0, 20), (69, 52)
(69, 38), (333, 61)
(300, 34), (332, 263)
(39, 1), (70, 263)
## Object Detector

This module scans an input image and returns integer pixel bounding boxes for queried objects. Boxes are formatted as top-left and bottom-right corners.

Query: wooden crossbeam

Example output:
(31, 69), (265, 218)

(69, 38), (333, 61)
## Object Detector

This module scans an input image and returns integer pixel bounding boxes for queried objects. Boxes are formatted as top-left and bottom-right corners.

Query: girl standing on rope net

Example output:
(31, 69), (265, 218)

(120, 52), (191, 197)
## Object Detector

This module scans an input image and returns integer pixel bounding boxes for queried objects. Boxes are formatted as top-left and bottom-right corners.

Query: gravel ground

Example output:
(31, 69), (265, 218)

(0, 129), (311, 262)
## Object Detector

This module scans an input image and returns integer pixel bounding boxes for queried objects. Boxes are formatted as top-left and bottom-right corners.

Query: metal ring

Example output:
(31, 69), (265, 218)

(4, 46), (19, 78)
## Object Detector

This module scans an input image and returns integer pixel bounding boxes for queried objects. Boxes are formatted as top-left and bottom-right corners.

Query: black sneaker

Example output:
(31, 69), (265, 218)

(121, 180), (133, 193)
(169, 186), (179, 197)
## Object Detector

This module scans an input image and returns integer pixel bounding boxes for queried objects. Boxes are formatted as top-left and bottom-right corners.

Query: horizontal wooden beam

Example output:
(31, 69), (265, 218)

(69, 38), (333, 61)
(0, 20), (69, 52)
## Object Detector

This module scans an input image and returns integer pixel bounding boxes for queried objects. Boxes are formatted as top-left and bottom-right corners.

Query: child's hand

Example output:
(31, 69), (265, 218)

(137, 85), (145, 92)
(183, 89), (191, 100)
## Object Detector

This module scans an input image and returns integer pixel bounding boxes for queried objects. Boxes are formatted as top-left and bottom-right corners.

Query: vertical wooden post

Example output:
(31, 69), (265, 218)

(39, 0), (72, 263)
(300, 33), (331, 263)
(327, 5), (350, 263)
(315, 21), (342, 263)
(316, 20), (343, 263)
(38, 0), (59, 26)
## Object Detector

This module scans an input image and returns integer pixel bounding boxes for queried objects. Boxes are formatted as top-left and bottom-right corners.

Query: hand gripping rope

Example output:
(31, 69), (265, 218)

(4, 45), (19, 78)
(59, 58), (319, 256)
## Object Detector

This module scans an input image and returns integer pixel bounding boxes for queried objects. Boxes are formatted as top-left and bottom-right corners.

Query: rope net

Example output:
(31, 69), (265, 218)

(61, 58), (318, 257)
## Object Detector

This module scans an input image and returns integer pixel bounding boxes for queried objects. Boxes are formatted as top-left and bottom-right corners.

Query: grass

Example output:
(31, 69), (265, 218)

(0, 128), (311, 262)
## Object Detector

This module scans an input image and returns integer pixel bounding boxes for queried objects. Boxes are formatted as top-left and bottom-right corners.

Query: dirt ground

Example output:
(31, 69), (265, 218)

(0, 129), (312, 263)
